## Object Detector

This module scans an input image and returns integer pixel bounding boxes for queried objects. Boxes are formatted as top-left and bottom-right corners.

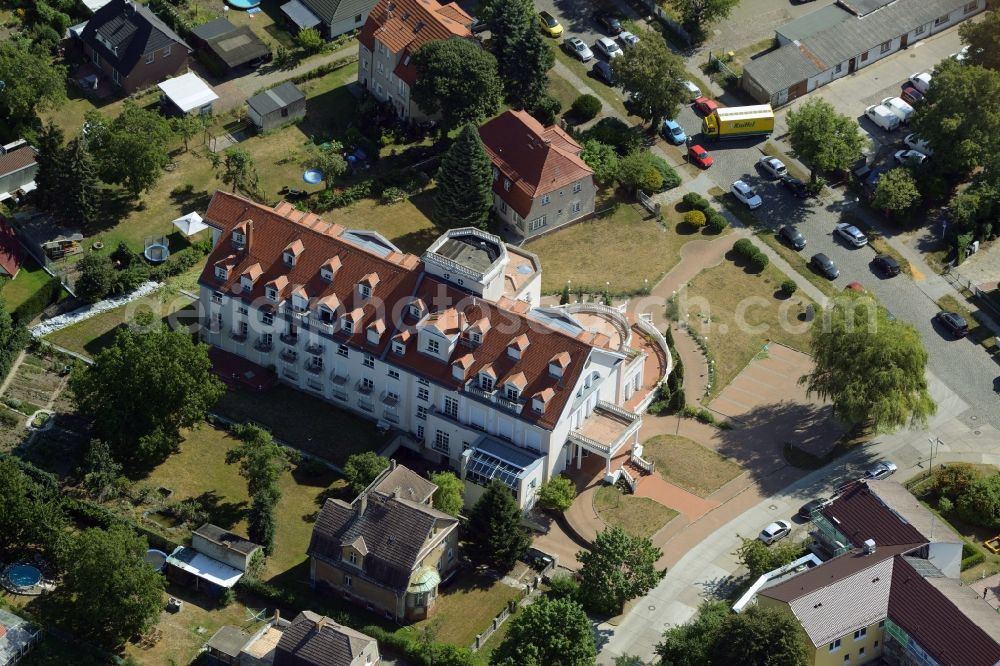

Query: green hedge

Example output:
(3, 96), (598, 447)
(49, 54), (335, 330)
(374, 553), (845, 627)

(960, 541), (985, 570)
(13, 275), (63, 324)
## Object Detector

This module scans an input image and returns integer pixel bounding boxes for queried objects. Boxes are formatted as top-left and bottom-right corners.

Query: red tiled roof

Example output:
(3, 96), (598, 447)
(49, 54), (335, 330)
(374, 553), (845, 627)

(820, 481), (928, 547)
(888, 557), (1000, 666)
(360, 0), (473, 86)
(479, 111), (594, 218)
(199, 192), (594, 429)
(0, 217), (23, 278)
(0, 145), (37, 178)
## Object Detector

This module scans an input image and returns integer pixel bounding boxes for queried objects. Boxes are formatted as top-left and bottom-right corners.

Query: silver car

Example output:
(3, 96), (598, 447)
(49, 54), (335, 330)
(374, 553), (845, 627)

(759, 520), (792, 545)
(563, 37), (594, 62)
(595, 36), (622, 59)
(864, 461), (898, 480)
(731, 180), (763, 209)
(758, 156), (787, 179)
(835, 223), (868, 248)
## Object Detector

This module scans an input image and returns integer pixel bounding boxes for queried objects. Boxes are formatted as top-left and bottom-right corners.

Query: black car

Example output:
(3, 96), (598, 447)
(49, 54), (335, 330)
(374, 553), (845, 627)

(522, 548), (554, 571)
(873, 253), (901, 277)
(593, 10), (622, 35)
(798, 498), (829, 520)
(810, 253), (839, 279)
(936, 311), (969, 338)
(778, 225), (806, 250)
(780, 175), (810, 199)
(593, 60), (616, 85)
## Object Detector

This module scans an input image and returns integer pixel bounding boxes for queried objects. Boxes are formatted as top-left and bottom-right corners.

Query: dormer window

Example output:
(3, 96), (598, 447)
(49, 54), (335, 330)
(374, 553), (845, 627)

(504, 178), (511, 191)
(241, 276), (253, 293)
(215, 266), (228, 281)
(342, 318), (354, 335)
(408, 299), (427, 320)
(283, 239), (304, 266)
(470, 331), (482, 344)
(549, 352), (570, 378)
(283, 251), (295, 265)
(321, 257), (341, 282)
(392, 341), (406, 355)
(266, 287), (278, 301)
(367, 320), (385, 345)
(479, 374), (493, 391)
(426, 339), (439, 355)
(533, 400), (544, 413)
(507, 334), (529, 360)
(533, 388), (553, 414)
(291, 289), (309, 312)
(506, 386), (519, 401)
(358, 273), (380, 300)
(233, 230), (245, 247)
(360, 284), (372, 299)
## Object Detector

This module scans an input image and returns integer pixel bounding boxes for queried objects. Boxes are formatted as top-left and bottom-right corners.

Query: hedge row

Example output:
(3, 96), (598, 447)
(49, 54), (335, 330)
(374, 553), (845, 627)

(13, 274), (63, 324)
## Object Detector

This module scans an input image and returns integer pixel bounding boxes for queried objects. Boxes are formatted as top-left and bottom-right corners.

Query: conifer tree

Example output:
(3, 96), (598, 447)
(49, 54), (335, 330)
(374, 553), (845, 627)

(434, 124), (494, 229)
(466, 480), (530, 571)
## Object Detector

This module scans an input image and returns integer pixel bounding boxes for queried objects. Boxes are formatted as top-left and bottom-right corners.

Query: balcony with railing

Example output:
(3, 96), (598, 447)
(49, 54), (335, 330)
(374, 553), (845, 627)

(463, 381), (523, 414)
(356, 380), (373, 396)
(279, 348), (298, 363)
(567, 402), (642, 458)
(560, 302), (633, 352)
(230, 328), (248, 343)
(305, 360), (323, 375)
(254, 337), (273, 352)
(279, 331), (299, 346)
(305, 341), (324, 355)
(380, 391), (399, 407)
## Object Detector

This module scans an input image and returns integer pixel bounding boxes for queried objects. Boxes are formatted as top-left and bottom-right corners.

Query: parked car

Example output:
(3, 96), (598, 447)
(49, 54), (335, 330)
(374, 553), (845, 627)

(909, 71), (932, 93)
(563, 37), (594, 62)
(810, 253), (839, 279)
(779, 225), (807, 250)
(693, 96), (719, 115)
(687, 144), (713, 168)
(618, 31), (640, 49)
(759, 520), (792, 545)
(835, 223), (868, 248)
(798, 498), (830, 520)
(593, 60), (616, 85)
(900, 85), (926, 105)
(593, 10), (622, 34)
(758, 156), (788, 179)
(864, 461), (898, 481)
(538, 11), (563, 37)
(865, 104), (900, 132)
(522, 548), (554, 571)
(881, 96), (915, 124)
(936, 311), (970, 338)
(595, 36), (623, 59)
(731, 180), (762, 209)
(661, 118), (686, 145)
(903, 133), (933, 155)
(894, 149), (928, 166)
(780, 175), (810, 199)
(873, 254), (901, 277)
(951, 45), (970, 62)
(681, 79), (702, 100)
(846, 281), (866, 293)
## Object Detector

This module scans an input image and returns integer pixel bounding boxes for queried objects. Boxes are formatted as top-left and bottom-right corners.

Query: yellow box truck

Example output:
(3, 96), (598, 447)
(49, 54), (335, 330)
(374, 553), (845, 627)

(702, 105), (775, 140)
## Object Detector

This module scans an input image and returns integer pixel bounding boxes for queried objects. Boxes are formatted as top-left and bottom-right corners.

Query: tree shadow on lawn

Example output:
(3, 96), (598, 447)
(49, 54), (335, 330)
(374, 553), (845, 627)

(190, 490), (248, 530)
(300, 87), (359, 139)
(169, 185), (213, 215)
(301, 483), (353, 524)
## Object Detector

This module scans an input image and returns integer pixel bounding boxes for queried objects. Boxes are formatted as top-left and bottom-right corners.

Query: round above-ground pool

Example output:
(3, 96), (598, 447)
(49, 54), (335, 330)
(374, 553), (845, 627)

(144, 243), (170, 264)
(3, 563), (42, 594)
(226, 0), (261, 8)
(145, 549), (168, 573)
(303, 169), (323, 185)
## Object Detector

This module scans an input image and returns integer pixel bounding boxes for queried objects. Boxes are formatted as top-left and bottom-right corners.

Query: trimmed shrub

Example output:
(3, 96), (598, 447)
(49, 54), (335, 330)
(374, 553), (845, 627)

(571, 94), (601, 122)
(749, 252), (770, 271)
(781, 279), (798, 296)
(682, 192), (708, 210)
(583, 117), (641, 156)
(684, 210), (707, 227)
(640, 168), (664, 193)
(693, 198), (713, 213)
(961, 546), (985, 571)
(732, 238), (756, 260)
(531, 94), (563, 127)
(547, 574), (581, 601)
(650, 155), (681, 191)
(706, 212), (729, 233)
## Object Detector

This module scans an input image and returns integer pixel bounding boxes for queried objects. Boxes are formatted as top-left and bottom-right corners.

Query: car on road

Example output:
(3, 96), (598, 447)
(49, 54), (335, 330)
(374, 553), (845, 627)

(873, 254), (901, 277)
(758, 156), (787, 179)
(835, 223), (868, 248)
(894, 149), (928, 166)
(681, 80), (702, 100)
(864, 461), (898, 480)
(810, 253), (840, 279)
(901, 85), (926, 105)
(687, 144), (713, 168)
(693, 96), (719, 115)
(780, 175), (810, 199)
(595, 36), (623, 59)
(798, 498), (830, 520)
(731, 180), (762, 209)
(593, 60), (616, 85)
(618, 31), (640, 49)
(593, 10), (622, 35)
(563, 37), (594, 62)
(538, 11), (563, 37)
(759, 520), (792, 545)
(522, 547), (554, 571)
(779, 225), (807, 250)
(936, 311), (970, 338)
(951, 45), (970, 63)
(909, 71), (932, 94)
(661, 118), (686, 145)
(903, 133), (933, 155)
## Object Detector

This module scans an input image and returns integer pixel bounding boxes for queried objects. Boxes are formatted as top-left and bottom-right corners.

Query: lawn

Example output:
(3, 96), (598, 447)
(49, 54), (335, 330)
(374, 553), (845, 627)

(213, 384), (390, 466)
(548, 70), (584, 117)
(0, 255), (63, 312)
(642, 435), (743, 497)
(683, 256), (815, 399)
(44, 290), (198, 357)
(318, 190), (441, 255)
(552, 47), (635, 121)
(593, 484), (679, 538)
(526, 197), (702, 295)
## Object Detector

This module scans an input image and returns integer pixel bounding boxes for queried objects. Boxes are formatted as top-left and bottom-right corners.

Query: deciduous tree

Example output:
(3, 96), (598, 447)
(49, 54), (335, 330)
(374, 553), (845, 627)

(0, 458), (65, 555)
(0, 38), (66, 129)
(171, 114), (204, 152)
(872, 167), (921, 218)
(536, 475), (576, 512)
(434, 124), (494, 229)
(0, 299), (28, 383)
(734, 536), (804, 580)
(70, 326), (225, 464)
(74, 253), (116, 303)
(612, 37), (687, 129)
(46, 525), (165, 648)
(466, 480), (530, 571)
(484, 0), (553, 109)
(956, 473), (1000, 530)
(343, 451), (389, 494)
(81, 439), (123, 502)
(218, 147), (261, 200)
(786, 98), (868, 182)
(412, 39), (503, 133)
(430, 471), (464, 516)
(491, 596), (596, 666)
(656, 601), (730, 666)
(85, 102), (174, 196)
(668, 0), (740, 40)
(578, 526), (664, 615)
(581, 139), (619, 185)
(959, 7), (1000, 71)
(305, 141), (347, 190)
(226, 425), (293, 555)
(800, 295), (935, 433)
(709, 605), (808, 665)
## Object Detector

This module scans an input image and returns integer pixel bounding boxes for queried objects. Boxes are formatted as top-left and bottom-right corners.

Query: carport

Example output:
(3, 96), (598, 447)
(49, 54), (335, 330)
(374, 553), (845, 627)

(281, 0), (321, 32)
(158, 72), (219, 116)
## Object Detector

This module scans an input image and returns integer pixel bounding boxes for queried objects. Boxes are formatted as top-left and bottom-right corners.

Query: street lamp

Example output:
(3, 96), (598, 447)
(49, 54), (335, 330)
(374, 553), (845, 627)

(927, 436), (943, 475)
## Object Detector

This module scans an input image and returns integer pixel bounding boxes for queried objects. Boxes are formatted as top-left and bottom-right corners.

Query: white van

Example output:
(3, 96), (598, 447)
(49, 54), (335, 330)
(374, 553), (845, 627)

(865, 104), (900, 131)
(909, 72), (932, 94)
(881, 97), (914, 124)
(681, 80), (702, 100)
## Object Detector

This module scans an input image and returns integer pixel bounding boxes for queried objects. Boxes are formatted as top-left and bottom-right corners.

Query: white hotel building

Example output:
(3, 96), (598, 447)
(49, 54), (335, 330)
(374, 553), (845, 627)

(198, 192), (670, 509)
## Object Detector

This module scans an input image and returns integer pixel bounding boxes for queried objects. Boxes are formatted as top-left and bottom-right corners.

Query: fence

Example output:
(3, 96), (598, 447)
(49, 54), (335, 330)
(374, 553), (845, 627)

(638, 190), (661, 217)
(943, 271), (1000, 326)
(633, 0), (692, 46)
(470, 604), (513, 651)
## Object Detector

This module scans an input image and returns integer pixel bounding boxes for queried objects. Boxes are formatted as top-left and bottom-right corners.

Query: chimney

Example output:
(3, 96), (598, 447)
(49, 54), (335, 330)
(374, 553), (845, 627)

(863, 538), (876, 555)
(357, 493), (367, 517)
(317, 615), (327, 630)
(391, 459), (397, 471)
(273, 608), (281, 623)
(245, 219), (253, 253)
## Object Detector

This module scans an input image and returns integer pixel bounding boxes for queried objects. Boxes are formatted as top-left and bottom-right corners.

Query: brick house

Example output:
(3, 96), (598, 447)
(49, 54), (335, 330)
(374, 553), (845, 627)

(308, 464), (459, 621)
(80, 0), (190, 94)
(356, 0), (474, 121)
(479, 110), (597, 239)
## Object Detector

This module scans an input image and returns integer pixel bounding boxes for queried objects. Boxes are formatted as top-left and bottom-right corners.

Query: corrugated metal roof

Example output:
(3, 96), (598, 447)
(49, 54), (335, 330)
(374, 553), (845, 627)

(743, 45), (823, 95)
(299, 0), (378, 25)
(820, 481), (928, 547)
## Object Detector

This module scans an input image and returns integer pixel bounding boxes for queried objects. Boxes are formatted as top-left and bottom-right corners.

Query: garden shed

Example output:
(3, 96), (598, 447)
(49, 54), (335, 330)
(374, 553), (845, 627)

(247, 82), (306, 132)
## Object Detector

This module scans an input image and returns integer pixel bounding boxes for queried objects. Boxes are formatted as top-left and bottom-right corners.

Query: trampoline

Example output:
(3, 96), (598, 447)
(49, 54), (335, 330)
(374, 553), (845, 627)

(227, 0), (261, 8)
(145, 549), (168, 572)
(303, 169), (323, 185)
(144, 236), (171, 264)
(2, 563), (42, 594)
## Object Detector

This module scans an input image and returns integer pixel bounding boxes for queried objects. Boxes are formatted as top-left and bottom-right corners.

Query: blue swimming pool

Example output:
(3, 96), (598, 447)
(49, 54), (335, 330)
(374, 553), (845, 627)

(227, 0), (261, 8)
(5, 564), (41, 589)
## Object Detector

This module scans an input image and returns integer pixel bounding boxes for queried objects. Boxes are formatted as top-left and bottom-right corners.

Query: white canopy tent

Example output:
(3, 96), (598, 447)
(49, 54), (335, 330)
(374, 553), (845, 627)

(172, 212), (209, 237)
